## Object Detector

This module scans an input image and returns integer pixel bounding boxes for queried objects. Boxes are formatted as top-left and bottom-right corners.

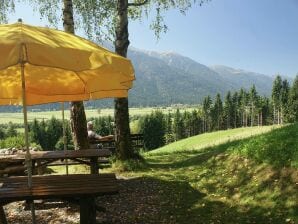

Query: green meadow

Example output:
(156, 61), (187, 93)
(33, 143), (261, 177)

(0, 107), (199, 124)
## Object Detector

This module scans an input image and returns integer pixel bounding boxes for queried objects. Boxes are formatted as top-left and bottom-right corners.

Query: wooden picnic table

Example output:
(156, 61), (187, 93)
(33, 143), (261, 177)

(0, 149), (117, 223)
(28, 149), (111, 175)
(0, 149), (111, 176)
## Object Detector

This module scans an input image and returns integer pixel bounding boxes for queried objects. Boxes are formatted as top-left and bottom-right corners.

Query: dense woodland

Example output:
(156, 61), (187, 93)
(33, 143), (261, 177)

(0, 75), (297, 151)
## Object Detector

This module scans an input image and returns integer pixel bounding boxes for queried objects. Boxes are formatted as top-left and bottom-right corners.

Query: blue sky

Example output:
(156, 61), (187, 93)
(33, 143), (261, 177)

(8, 0), (298, 77)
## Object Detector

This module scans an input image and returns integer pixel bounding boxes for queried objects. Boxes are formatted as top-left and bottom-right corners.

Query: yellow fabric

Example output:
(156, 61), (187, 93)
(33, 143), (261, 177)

(0, 22), (135, 105)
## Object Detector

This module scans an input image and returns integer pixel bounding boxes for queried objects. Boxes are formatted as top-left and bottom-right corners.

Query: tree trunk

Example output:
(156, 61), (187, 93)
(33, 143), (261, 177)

(260, 112), (263, 126)
(234, 111), (237, 128)
(114, 0), (133, 160)
(63, 0), (89, 150)
(273, 106), (276, 124)
(251, 104), (254, 127)
(280, 107), (284, 124)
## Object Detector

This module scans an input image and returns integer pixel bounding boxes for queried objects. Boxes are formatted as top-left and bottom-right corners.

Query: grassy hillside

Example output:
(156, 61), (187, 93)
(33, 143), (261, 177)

(52, 124), (297, 223)
(111, 124), (297, 224)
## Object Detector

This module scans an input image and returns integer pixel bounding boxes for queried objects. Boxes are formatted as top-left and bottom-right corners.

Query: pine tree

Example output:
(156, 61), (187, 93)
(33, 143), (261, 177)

(280, 79), (290, 123)
(232, 91), (239, 128)
(239, 89), (249, 127)
(272, 75), (283, 124)
(173, 109), (185, 140)
(47, 117), (63, 150)
(212, 93), (223, 130)
(289, 75), (298, 122)
(202, 96), (212, 132)
(249, 85), (258, 127)
(223, 91), (233, 129)
(141, 111), (166, 150)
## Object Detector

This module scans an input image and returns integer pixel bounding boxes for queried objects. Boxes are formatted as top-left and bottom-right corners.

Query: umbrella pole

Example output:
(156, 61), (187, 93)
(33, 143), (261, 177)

(61, 102), (69, 175)
(21, 59), (36, 224)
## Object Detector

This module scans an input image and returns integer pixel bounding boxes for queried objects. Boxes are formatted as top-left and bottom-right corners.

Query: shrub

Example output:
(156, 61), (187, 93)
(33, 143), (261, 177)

(0, 135), (25, 149)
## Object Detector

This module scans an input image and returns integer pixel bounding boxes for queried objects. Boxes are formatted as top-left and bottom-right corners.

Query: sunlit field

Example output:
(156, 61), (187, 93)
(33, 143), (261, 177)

(0, 106), (200, 124)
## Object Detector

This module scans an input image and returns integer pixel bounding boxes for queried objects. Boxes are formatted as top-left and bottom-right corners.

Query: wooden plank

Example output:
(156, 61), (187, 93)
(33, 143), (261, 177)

(31, 149), (111, 160)
(8, 149), (111, 161)
(0, 174), (118, 203)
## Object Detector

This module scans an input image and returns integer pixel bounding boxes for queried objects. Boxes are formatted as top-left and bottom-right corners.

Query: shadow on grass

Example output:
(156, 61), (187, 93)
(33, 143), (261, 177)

(146, 123), (298, 170)
(144, 139), (242, 170)
(95, 176), (292, 224)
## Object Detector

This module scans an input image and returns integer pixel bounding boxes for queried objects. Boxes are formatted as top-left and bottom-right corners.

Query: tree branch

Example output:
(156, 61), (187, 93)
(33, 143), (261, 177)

(128, 0), (149, 7)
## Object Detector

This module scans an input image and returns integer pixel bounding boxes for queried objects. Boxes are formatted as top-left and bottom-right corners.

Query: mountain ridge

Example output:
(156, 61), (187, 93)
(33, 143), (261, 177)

(0, 46), (287, 112)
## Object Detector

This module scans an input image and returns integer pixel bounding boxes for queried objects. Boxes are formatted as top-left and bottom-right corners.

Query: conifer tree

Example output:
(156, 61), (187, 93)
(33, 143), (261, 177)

(212, 93), (223, 130)
(280, 79), (290, 123)
(249, 85), (258, 127)
(223, 91), (233, 129)
(202, 95), (212, 132)
(272, 75), (283, 124)
(289, 75), (298, 122)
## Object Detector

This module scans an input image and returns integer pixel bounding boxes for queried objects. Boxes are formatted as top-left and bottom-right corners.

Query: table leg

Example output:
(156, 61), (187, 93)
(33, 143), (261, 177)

(37, 161), (43, 175)
(90, 158), (98, 174)
(0, 205), (7, 224)
(80, 196), (96, 224)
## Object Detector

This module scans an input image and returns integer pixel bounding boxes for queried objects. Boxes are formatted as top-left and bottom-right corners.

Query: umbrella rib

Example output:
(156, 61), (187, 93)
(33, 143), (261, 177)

(73, 71), (87, 94)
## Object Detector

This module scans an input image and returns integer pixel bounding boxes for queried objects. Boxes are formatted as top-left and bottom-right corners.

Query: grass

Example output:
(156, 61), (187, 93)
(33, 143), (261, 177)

(111, 124), (297, 224)
(51, 124), (297, 224)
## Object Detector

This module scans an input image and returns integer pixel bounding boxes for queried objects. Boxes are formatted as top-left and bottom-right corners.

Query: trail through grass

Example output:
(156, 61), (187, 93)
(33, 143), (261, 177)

(112, 124), (298, 224)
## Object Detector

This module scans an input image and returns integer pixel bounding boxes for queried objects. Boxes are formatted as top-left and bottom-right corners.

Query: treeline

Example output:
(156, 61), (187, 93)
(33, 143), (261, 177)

(140, 75), (298, 150)
(1, 75), (297, 151)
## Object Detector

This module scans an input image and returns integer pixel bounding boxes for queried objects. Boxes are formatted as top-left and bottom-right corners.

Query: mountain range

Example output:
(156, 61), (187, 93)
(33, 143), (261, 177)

(126, 48), (275, 106)
(1, 46), (284, 112)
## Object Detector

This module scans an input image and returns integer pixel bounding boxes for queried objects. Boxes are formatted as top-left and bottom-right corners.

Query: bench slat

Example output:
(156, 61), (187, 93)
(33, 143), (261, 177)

(0, 174), (118, 203)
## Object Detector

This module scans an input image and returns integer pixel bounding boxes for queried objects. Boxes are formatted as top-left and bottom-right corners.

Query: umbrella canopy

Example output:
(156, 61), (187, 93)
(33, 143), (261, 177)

(0, 22), (135, 105)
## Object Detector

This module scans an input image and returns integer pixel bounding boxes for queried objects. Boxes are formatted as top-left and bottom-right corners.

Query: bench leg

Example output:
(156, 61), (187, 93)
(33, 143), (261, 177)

(80, 196), (96, 224)
(90, 158), (98, 174)
(0, 206), (7, 224)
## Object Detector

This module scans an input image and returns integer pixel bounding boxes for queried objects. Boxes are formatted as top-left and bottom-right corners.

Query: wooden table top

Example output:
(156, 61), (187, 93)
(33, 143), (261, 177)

(1, 149), (111, 161)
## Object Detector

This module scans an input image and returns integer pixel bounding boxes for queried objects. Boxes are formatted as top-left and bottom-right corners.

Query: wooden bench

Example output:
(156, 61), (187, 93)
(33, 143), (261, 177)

(0, 173), (118, 224)
(90, 133), (144, 152)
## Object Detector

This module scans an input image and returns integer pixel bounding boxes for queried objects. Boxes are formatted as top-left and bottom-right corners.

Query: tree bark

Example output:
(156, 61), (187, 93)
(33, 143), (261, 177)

(114, 0), (133, 160)
(63, 0), (89, 150)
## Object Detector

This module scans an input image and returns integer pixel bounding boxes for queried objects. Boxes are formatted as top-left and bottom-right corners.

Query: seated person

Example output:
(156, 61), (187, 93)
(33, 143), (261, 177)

(87, 121), (114, 149)
(87, 121), (102, 140)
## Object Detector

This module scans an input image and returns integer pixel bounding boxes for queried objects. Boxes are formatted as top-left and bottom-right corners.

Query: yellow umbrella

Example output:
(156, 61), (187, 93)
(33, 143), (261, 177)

(0, 22), (134, 106)
(0, 21), (135, 186)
